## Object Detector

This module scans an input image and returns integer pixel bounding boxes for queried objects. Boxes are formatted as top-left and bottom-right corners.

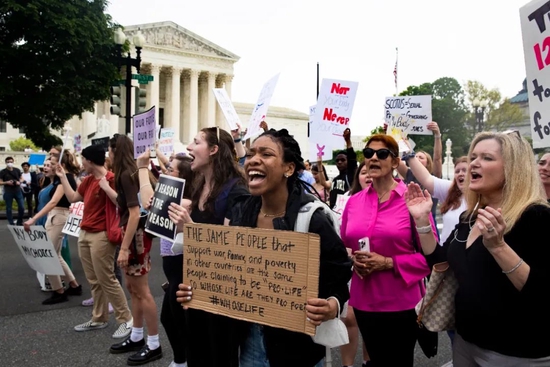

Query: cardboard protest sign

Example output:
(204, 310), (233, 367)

(145, 174), (185, 241)
(8, 225), (64, 275)
(384, 95), (432, 136)
(309, 79), (359, 162)
(184, 223), (320, 336)
(133, 106), (156, 158)
(213, 88), (240, 130)
(243, 73), (280, 141)
(62, 201), (84, 238)
(521, 0), (550, 148)
(91, 137), (110, 152)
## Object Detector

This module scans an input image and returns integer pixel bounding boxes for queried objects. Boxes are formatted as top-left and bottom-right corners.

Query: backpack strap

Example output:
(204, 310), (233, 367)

(214, 178), (238, 222)
(294, 200), (326, 233)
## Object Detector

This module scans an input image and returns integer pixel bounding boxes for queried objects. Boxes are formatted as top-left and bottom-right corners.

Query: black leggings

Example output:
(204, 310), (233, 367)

(354, 308), (418, 367)
(161, 255), (187, 364)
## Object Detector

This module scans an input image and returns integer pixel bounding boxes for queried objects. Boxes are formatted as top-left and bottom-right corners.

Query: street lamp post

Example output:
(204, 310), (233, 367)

(472, 98), (488, 133)
(113, 28), (146, 135)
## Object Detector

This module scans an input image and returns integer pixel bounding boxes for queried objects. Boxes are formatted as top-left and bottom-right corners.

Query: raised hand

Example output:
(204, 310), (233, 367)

(476, 206), (506, 251)
(405, 182), (433, 221)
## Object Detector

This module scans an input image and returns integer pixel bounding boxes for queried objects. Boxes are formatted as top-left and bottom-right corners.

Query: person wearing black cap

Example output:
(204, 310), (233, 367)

(55, 144), (133, 338)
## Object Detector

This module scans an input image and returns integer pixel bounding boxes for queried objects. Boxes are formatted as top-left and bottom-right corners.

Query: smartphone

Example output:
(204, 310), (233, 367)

(149, 144), (157, 158)
(358, 237), (370, 252)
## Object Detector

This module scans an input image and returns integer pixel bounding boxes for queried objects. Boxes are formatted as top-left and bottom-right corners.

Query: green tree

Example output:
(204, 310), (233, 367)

(9, 137), (38, 152)
(0, 0), (120, 149)
(363, 125), (387, 143)
(400, 77), (469, 157)
(464, 81), (524, 135)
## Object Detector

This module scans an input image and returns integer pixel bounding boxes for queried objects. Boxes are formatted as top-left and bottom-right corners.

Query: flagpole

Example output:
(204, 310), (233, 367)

(395, 47), (399, 96)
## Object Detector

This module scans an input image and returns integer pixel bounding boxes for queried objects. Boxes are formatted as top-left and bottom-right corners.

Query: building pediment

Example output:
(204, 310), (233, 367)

(124, 21), (239, 61)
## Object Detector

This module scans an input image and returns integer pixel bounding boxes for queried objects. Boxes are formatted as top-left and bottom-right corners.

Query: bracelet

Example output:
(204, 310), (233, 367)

(415, 225), (432, 234)
(138, 166), (149, 170)
(402, 151), (416, 161)
(502, 258), (524, 274)
(140, 183), (152, 189)
(434, 134), (441, 139)
(233, 138), (242, 143)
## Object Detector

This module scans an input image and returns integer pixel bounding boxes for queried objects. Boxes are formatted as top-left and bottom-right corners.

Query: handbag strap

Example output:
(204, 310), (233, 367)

(327, 296), (341, 318)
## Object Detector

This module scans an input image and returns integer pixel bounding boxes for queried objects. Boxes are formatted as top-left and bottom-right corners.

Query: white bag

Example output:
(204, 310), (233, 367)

(312, 297), (349, 348)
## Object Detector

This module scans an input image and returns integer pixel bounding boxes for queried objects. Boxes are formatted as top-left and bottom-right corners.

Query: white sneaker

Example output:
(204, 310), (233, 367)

(74, 319), (108, 332)
(112, 317), (133, 339)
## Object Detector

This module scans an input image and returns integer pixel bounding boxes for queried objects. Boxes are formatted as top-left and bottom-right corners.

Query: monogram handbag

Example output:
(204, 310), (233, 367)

(415, 261), (458, 332)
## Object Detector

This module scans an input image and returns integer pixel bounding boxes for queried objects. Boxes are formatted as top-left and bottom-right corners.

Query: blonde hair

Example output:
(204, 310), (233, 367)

(416, 150), (433, 174)
(464, 131), (547, 233)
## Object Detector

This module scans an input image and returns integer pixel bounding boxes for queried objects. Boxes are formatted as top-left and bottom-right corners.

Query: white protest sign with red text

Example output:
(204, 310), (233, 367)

(62, 201), (84, 238)
(309, 79), (358, 162)
(521, 0), (550, 148)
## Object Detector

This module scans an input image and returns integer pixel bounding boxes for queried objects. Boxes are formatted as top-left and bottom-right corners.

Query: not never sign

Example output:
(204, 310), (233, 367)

(145, 174), (186, 241)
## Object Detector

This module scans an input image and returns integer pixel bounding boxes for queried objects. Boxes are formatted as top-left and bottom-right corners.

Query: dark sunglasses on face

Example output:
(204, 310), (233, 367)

(363, 148), (396, 160)
(335, 158), (346, 163)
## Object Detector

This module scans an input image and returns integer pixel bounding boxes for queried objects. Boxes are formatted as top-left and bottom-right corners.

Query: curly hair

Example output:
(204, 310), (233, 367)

(255, 129), (321, 197)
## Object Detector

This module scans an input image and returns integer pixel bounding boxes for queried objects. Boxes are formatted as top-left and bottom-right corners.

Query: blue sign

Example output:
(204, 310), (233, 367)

(28, 153), (47, 166)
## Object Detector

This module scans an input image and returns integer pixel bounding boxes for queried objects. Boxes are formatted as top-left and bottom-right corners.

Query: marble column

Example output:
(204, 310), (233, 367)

(147, 64), (161, 124)
(199, 73), (208, 129)
(164, 68), (172, 130)
(171, 67), (182, 141)
(187, 69), (200, 143)
(225, 74), (234, 98)
(182, 71), (191, 143)
(215, 75), (225, 129)
(207, 72), (217, 128)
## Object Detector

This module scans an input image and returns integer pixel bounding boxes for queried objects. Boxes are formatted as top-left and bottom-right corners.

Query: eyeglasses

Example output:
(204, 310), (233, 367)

(335, 158), (346, 163)
(363, 148), (396, 160)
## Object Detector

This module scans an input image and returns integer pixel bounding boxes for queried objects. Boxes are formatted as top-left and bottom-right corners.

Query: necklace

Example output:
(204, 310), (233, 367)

(377, 182), (397, 203)
(260, 209), (286, 218)
(452, 200), (479, 243)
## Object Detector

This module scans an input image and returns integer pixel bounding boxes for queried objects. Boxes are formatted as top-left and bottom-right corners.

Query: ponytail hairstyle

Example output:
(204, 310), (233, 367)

(50, 150), (80, 176)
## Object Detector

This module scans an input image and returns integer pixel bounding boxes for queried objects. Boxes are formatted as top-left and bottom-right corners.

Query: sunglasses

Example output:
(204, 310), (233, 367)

(502, 129), (521, 138)
(363, 148), (396, 160)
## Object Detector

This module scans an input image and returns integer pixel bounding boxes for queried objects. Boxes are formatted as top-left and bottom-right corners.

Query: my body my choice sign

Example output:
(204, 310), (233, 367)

(145, 174), (185, 241)
(9, 225), (64, 275)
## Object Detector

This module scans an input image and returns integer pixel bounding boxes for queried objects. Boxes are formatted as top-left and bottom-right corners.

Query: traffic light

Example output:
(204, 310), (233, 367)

(110, 86), (122, 116)
(135, 87), (147, 114)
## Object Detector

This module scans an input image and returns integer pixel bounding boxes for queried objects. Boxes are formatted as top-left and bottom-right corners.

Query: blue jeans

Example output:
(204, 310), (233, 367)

(4, 190), (25, 225)
(240, 324), (270, 367)
(240, 324), (325, 367)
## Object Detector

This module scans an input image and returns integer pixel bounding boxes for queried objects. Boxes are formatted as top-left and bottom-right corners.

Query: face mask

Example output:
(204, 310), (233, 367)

(7, 163), (13, 168)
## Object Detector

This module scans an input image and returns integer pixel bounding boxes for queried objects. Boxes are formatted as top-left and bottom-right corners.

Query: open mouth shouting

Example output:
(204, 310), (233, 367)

(247, 170), (266, 188)
(470, 171), (482, 183)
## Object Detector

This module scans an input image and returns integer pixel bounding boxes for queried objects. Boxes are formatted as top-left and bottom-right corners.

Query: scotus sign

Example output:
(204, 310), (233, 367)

(145, 174), (186, 241)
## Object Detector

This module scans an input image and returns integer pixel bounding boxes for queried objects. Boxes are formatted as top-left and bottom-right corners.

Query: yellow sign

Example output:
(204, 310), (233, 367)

(184, 223), (320, 336)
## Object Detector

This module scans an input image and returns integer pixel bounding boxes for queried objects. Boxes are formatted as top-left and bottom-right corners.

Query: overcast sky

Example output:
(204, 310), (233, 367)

(107, 0), (530, 135)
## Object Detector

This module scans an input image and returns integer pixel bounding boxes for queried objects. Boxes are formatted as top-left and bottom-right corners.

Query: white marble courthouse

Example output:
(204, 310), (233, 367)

(64, 21), (310, 157)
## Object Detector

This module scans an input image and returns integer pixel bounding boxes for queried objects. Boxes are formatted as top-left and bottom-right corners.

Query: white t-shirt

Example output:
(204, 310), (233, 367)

(433, 177), (467, 244)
